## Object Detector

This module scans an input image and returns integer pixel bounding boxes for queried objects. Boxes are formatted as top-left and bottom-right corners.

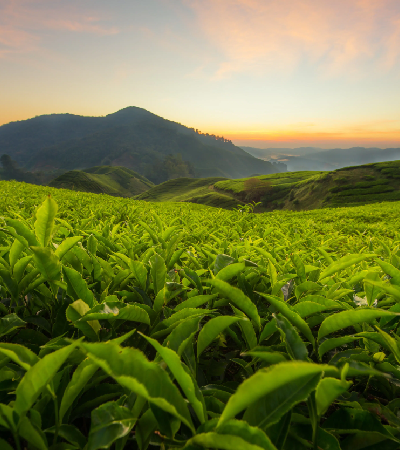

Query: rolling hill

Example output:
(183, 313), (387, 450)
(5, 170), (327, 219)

(214, 160), (400, 210)
(0, 107), (285, 181)
(135, 177), (244, 209)
(49, 166), (154, 197)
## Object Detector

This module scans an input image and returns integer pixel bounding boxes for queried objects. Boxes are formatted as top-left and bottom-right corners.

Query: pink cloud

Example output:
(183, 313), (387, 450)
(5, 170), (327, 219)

(0, 0), (119, 57)
(184, 0), (400, 78)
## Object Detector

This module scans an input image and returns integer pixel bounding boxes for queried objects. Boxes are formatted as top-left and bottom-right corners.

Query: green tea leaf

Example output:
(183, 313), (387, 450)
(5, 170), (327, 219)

(318, 309), (398, 341)
(34, 195), (58, 247)
(14, 341), (79, 415)
(87, 401), (136, 450)
(219, 361), (337, 425)
(197, 316), (241, 358)
(209, 279), (261, 329)
(319, 254), (376, 280)
(257, 293), (315, 347)
(80, 342), (194, 432)
(142, 333), (206, 423)
(0, 314), (26, 338)
(59, 358), (99, 423)
(316, 377), (352, 417)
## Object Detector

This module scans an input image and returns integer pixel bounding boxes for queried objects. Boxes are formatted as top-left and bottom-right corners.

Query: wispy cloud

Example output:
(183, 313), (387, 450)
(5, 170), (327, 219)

(0, 0), (119, 58)
(184, 0), (400, 78)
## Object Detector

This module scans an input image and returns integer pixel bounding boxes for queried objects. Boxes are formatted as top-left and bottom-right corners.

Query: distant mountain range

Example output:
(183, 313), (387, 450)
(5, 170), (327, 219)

(0, 107), (286, 181)
(241, 146), (400, 172)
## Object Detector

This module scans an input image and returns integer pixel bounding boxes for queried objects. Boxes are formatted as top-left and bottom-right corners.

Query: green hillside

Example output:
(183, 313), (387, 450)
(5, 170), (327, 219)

(49, 165), (153, 196)
(215, 160), (400, 210)
(136, 176), (245, 208)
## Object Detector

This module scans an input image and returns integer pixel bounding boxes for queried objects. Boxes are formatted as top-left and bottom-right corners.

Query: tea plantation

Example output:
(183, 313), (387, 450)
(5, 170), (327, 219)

(1, 179), (400, 450)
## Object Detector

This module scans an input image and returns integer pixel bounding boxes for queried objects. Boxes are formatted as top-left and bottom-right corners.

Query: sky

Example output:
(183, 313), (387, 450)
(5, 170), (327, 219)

(1, 0), (400, 149)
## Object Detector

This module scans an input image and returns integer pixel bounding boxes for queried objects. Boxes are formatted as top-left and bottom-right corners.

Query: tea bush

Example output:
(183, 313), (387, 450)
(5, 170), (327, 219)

(0, 180), (400, 449)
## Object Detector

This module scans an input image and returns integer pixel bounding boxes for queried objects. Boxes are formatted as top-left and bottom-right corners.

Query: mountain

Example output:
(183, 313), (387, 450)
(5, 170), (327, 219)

(49, 166), (154, 197)
(0, 107), (285, 181)
(241, 146), (400, 172)
(240, 146), (325, 159)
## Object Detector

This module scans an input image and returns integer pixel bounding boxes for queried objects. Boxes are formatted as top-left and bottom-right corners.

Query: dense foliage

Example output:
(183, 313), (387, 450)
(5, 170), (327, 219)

(1, 180), (400, 449)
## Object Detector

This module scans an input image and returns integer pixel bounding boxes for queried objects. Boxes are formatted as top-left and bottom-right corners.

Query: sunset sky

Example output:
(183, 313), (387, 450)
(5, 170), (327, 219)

(1, 0), (400, 148)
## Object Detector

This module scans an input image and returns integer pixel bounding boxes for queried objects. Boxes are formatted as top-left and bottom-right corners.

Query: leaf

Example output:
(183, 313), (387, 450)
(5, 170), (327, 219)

(80, 342), (194, 432)
(318, 309), (398, 341)
(66, 300), (100, 341)
(216, 263), (246, 282)
(183, 432), (275, 450)
(34, 195), (58, 247)
(316, 377), (352, 417)
(174, 294), (218, 311)
(292, 301), (345, 318)
(214, 254), (236, 274)
(18, 416), (48, 450)
(257, 293), (315, 347)
(322, 408), (398, 441)
(217, 419), (277, 450)
(375, 327), (400, 364)
(31, 246), (61, 281)
(184, 267), (203, 294)
(218, 361), (338, 425)
(318, 336), (360, 359)
(376, 259), (400, 285)
(142, 333), (206, 424)
(0, 343), (39, 371)
(130, 260), (148, 291)
(59, 358), (99, 423)
(149, 254), (166, 295)
(165, 316), (202, 355)
(197, 316), (241, 358)
(9, 238), (25, 270)
(55, 236), (83, 260)
(259, 319), (278, 343)
(209, 279), (261, 329)
(275, 314), (308, 361)
(46, 424), (87, 449)
(0, 314), (26, 338)
(87, 401), (136, 450)
(364, 272), (383, 306)
(63, 266), (95, 307)
(364, 279), (400, 301)
(243, 368), (321, 429)
(319, 254), (375, 280)
(136, 408), (157, 450)
(115, 304), (150, 325)
(244, 350), (288, 365)
(291, 254), (306, 283)
(294, 281), (321, 299)
(13, 255), (32, 283)
(5, 218), (39, 247)
(0, 438), (13, 450)
(14, 341), (79, 415)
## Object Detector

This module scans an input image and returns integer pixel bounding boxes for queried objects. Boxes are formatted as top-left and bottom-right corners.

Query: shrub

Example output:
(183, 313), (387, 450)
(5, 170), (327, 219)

(244, 177), (272, 202)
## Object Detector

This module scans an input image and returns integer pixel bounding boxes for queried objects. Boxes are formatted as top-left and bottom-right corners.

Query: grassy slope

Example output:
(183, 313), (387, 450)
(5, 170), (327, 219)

(135, 177), (245, 209)
(49, 166), (154, 197)
(214, 161), (400, 211)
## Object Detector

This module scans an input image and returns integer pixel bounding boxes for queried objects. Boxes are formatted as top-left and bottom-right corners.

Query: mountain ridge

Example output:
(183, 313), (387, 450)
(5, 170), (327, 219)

(0, 107), (286, 181)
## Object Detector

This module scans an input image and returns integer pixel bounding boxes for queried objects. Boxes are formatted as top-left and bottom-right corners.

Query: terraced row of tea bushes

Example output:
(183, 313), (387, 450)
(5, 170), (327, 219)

(1, 181), (400, 449)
